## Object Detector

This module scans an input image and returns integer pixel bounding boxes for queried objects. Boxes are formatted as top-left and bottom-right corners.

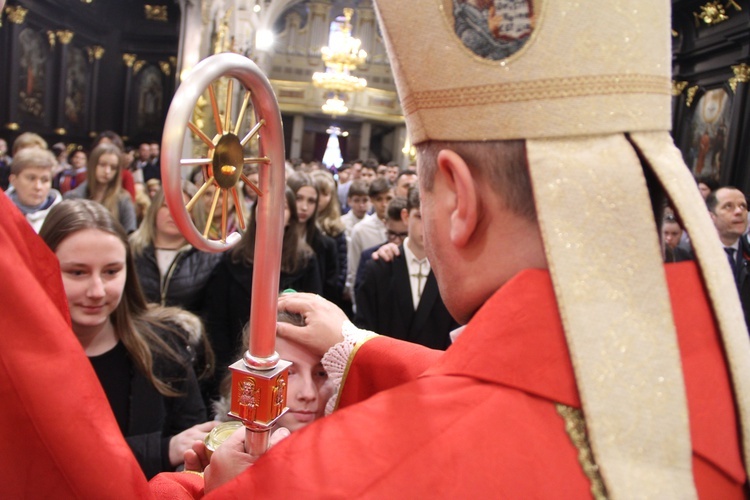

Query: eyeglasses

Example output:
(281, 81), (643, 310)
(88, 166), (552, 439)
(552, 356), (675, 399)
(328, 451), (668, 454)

(387, 230), (408, 242)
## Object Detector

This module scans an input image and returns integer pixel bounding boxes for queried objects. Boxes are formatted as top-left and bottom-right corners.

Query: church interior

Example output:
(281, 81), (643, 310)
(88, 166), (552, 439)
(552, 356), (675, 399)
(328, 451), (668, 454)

(0, 0), (748, 186)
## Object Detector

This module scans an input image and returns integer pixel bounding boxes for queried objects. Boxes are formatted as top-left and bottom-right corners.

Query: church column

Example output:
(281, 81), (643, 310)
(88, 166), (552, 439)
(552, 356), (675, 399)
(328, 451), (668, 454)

(358, 121), (371, 160)
(393, 125), (408, 169)
(176, 0), (203, 81)
(308, 1), (332, 56)
(289, 114), (304, 159)
(355, 1), (375, 61)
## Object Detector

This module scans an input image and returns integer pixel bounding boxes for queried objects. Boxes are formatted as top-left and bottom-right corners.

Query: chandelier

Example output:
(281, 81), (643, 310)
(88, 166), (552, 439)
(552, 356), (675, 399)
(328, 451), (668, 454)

(313, 8), (367, 115)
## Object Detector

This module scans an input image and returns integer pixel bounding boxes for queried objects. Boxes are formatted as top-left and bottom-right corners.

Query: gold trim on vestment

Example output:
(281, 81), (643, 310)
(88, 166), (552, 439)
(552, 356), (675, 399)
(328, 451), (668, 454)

(556, 404), (608, 500)
(334, 334), (379, 412)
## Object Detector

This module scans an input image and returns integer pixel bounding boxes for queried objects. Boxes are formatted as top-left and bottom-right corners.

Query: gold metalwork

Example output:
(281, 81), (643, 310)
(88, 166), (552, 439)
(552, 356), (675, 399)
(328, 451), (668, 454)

(5, 6), (28, 24)
(145, 5), (168, 22)
(671, 80), (688, 96)
(169, 56), (177, 67)
(123, 53), (137, 68)
(671, 29), (679, 37)
(213, 9), (232, 54)
(47, 31), (56, 48)
(556, 404), (608, 500)
(726, 0), (742, 10)
(56, 30), (74, 44)
(6, 123), (20, 131)
(729, 63), (750, 93)
(236, 378), (260, 422)
(182, 77), (268, 240)
(54, 128), (67, 135)
(312, 7), (367, 116)
(87, 45), (105, 61)
(133, 60), (146, 75)
(159, 61), (171, 76)
(693, 1), (740, 26)
(272, 375), (286, 414)
(685, 85), (699, 107)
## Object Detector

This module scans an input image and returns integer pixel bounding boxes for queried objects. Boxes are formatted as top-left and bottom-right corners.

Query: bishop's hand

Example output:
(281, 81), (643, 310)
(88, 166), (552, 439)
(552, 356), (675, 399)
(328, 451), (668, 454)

(276, 293), (347, 357)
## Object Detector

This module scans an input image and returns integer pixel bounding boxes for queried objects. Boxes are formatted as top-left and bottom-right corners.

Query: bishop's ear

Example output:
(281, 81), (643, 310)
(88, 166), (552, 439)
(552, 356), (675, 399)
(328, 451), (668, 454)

(436, 149), (478, 248)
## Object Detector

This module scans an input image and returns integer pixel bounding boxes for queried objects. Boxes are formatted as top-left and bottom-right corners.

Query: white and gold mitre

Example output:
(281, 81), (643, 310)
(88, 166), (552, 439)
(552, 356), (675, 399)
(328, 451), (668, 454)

(374, 1), (750, 498)
(377, 0), (671, 144)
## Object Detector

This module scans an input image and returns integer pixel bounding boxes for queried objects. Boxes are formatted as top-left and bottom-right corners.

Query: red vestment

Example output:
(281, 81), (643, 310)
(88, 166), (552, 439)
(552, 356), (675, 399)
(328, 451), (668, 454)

(1, 193), (744, 498)
(156, 264), (746, 498)
(0, 191), (151, 498)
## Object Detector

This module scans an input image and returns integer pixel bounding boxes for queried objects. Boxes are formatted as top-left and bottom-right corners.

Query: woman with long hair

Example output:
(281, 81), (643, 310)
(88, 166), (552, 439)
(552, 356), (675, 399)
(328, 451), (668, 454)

(39, 199), (216, 479)
(130, 181), (222, 315)
(202, 187), (321, 405)
(287, 171), (341, 304)
(311, 170), (348, 307)
(63, 143), (137, 233)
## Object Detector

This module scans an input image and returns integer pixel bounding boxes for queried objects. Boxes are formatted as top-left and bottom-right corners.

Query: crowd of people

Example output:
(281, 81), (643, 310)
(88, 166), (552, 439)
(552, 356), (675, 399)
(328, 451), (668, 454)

(0, 128), (460, 478)
(3, 0), (750, 496)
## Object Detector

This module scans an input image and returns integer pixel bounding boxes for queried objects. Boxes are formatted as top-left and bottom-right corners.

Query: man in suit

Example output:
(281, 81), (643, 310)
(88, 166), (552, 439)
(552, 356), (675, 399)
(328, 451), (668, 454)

(354, 196), (407, 292)
(356, 187), (458, 349)
(707, 186), (750, 327)
(143, 141), (161, 183)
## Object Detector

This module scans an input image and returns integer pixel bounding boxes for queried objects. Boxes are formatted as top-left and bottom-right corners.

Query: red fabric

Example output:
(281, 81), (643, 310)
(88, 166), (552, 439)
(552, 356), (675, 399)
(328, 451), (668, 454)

(58, 171), (87, 195)
(0, 191), (151, 498)
(0, 197), (743, 499)
(336, 336), (441, 409)
(122, 168), (136, 201)
(150, 472), (205, 499)
(205, 264), (746, 498)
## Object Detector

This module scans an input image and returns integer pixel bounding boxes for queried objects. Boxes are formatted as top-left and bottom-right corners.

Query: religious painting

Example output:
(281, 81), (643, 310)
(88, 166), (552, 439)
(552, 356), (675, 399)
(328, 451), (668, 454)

(18, 27), (49, 119)
(64, 46), (88, 127)
(136, 65), (164, 131)
(684, 88), (732, 181)
(444, 0), (536, 61)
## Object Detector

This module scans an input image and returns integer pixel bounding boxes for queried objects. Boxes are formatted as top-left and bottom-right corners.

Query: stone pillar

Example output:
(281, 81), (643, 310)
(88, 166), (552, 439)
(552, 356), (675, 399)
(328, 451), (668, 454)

(356, 1), (376, 57)
(289, 114), (305, 159)
(393, 125), (408, 169)
(176, 0), (204, 82)
(359, 121), (371, 160)
(308, 1), (332, 55)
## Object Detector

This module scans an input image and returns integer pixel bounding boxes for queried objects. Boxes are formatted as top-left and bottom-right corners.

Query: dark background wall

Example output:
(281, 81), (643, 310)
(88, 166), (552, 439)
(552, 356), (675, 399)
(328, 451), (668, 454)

(0, 0), (748, 184)
(671, 0), (750, 192)
(0, 0), (180, 150)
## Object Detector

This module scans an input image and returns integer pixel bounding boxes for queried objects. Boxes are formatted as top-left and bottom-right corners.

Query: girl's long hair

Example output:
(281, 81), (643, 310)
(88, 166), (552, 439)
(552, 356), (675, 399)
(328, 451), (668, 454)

(86, 143), (125, 221)
(286, 172), (321, 247)
(40, 199), (191, 396)
(130, 181), (197, 256)
(311, 170), (345, 238)
(230, 186), (313, 274)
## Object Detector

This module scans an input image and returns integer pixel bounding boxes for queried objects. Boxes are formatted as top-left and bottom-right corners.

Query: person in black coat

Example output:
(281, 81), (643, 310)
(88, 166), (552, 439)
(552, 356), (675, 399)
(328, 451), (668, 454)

(39, 199), (215, 479)
(202, 187), (321, 405)
(287, 172), (340, 303)
(707, 187), (750, 329)
(312, 169), (351, 314)
(355, 187), (458, 350)
(130, 185), (222, 315)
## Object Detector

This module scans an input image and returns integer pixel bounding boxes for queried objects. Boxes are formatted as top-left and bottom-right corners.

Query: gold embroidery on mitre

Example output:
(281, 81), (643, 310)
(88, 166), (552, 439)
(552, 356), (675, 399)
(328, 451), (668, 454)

(401, 74), (670, 114)
(556, 404), (608, 500)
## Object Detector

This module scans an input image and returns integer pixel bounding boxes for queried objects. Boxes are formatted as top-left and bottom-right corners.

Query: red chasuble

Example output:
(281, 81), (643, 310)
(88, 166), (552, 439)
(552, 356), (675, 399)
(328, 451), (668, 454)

(0, 192), (151, 498)
(198, 264), (746, 498)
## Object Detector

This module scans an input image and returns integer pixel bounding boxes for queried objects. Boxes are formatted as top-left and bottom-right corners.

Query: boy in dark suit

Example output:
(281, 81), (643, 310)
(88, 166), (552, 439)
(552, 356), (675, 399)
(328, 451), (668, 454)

(355, 187), (458, 349)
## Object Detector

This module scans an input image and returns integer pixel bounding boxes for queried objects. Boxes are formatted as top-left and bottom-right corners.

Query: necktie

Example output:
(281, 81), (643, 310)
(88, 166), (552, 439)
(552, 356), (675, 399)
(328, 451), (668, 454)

(725, 247), (737, 275)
